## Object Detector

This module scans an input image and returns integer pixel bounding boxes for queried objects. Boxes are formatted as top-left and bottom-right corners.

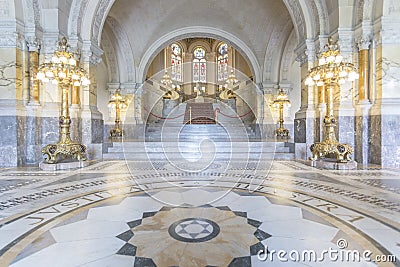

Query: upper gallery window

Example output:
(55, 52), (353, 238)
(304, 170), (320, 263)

(217, 43), (228, 81)
(193, 47), (206, 82)
(171, 43), (182, 81)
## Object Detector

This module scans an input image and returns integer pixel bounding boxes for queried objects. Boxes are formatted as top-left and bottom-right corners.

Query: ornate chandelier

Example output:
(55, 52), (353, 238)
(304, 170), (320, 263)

(38, 37), (90, 164)
(305, 37), (359, 163)
(305, 39), (359, 87)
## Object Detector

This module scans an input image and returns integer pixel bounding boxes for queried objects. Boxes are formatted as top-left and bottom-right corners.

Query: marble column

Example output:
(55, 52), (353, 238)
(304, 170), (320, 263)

(355, 37), (372, 165)
(70, 59), (82, 143)
(369, 21), (400, 167)
(206, 52), (216, 96)
(40, 34), (62, 147)
(336, 31), (356, 150)
(183, 53), (193, 97)
(316, 85), (326, 142)
(0, 32), (26, 167)
(25, 39), (43, 164)
(80, 41), (104, 160)
(294, 39), (317, 160)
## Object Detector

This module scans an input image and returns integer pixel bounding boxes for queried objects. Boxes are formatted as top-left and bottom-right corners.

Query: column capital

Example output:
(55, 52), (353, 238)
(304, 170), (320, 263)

(26, 36), (40, 52)
(338, 29), (356, 54)
(82, 40), (103, 65)
(305, 39), (316, 63)
(357, 35), (372, 50)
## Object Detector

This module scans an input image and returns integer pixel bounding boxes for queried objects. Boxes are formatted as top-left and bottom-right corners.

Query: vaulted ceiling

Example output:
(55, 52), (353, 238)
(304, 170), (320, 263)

(104, 0), (296, 83)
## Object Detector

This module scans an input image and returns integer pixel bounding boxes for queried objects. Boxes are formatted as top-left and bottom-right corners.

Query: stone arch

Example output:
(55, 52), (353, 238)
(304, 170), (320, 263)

(212, 40), (227, 53)
(187, 40), (212, 54)
(171, 41), (187, 54)
(263, 20), (294, 83)
(101, 25), (119, 83)
(314, 0), (329, 35)
(68, 0), (89, 38)
(72, 0), (318, 49)
(136, 26), (262, 83)
(280, 29), (298, 82)
(105, 16), (135, 83)
(363, 0), (375, 21)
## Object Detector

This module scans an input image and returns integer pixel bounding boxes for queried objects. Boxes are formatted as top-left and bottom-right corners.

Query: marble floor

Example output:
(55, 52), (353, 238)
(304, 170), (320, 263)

(0, 158), (399, 266)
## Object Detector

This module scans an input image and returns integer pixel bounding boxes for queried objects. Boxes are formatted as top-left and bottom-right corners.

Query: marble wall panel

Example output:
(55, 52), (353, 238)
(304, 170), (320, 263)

(369, 114), (400, 167)
(41, 117), (60, 144)
(294, 118), (306, 143)
(86, 144), (103, 160)
(0, 116), (17, 145)
(25, 116), (43, 164)
(355, 113), (371, 165)
(91, 118), (104, 143)
(338, 116), (355, 148)
(260, 123), (276, 139)
(294, 143), (307, 160)
(0, 146), (17, 167)
(380, 114), (400, 167)
(16, 116), (27, 166)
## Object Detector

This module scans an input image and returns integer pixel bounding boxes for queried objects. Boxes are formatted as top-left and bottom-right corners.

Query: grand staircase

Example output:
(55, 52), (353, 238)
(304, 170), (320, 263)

(103, 103), (295, 161)
(183, 103), (215, 124)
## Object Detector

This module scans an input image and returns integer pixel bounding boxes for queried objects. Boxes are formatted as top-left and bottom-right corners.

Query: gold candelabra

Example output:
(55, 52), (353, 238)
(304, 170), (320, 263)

(273, 88), (291, 138)
(108, 89), (127, 138)
(37, 37), (90, 164)
(305, 37), (359, 163)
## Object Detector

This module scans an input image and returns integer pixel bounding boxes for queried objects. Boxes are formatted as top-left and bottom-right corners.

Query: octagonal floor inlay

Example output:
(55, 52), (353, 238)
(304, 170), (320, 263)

(168, 218), (220, 242)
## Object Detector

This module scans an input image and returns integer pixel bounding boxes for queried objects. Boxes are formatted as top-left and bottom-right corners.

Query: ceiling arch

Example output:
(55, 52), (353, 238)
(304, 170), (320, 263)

(136, 26), (262, 83)
(66, 0), (331, 84)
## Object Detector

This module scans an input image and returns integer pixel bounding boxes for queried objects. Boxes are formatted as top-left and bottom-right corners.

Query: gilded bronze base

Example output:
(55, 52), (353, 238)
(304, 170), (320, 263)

(275, 128), (289, 138)
(110, 127), (124, 138)
(310, 141), (353, 163)
(42, 142), (87, 164)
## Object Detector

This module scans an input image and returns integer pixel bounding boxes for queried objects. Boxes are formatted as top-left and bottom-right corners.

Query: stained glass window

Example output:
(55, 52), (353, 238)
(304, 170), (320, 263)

(193, 47), (206, 82)
(171, 43), (182, 81)
(217, 43), (229, 81)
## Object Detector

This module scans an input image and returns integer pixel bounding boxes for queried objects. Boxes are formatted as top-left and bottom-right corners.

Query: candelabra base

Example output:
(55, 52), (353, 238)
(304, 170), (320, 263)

(39, 160), (90, 171)
(303, 158), (357, 170)
(310, 141), (353, 163)
(275, 128), (289, 138)
(42, 142), (87, 164)
(110, 128), (124, 138)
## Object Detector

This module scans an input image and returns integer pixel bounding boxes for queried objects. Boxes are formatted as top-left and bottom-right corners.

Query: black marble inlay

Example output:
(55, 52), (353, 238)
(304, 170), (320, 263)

(179, 203), (193, 207)
(254, 229), (271, 241)
(127, 219), (142, 229)
(216, 206), (231, 211)
(159, 206), (174, 211)
(293, 173), (348, 185)
(233, 211), (247, 217)
(168, 218), (220, 243)
(44, 173), (108, 187)
(247, 218), (262, 228)
(116, 243), (136, 256)
(250, 242), (265, 256)
(134, 257), (156, 267)
(116, 230), (134, 242)
(228, 256), (251, 267)
(142, 211), (157, 218)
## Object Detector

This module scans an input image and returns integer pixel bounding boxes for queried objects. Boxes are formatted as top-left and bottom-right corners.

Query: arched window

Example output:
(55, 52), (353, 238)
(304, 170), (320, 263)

(193, 47), (206, 82)
(217, 43), (228, 81)
(171, 43), (182, 81)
